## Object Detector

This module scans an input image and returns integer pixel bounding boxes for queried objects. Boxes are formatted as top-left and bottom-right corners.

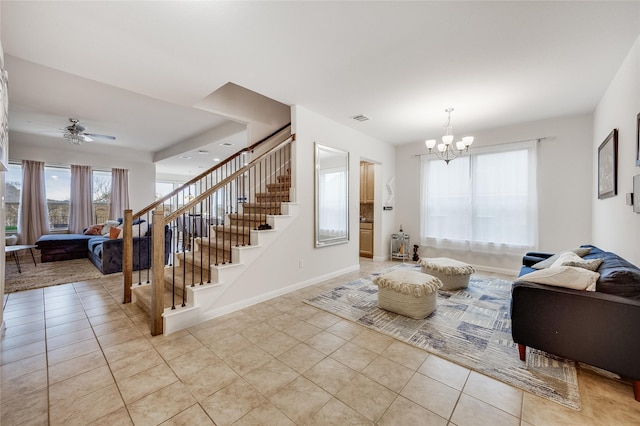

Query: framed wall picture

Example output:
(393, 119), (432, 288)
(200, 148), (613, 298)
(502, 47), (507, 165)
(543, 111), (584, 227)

(636, 113), (640, 167)
(598, 129), (618, 199)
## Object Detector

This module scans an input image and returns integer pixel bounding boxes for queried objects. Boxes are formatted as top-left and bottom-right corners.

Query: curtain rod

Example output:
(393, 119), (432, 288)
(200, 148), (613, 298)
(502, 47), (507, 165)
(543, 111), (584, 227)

(8, 158), (115, 172)
(411, 136), (553, 158)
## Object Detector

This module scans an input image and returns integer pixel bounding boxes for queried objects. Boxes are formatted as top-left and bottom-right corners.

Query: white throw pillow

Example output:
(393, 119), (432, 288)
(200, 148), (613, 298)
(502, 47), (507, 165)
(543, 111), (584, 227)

(532, 247), (592, 269)
(519, 266), (599, 291)
(101, 220), (121, 236)
(117, 222), (149, 239)
(550, 251), (603, 272)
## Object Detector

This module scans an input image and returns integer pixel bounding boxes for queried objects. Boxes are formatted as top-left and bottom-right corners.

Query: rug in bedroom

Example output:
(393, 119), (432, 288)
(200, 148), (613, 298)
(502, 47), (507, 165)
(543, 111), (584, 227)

(304, 266), (581, 410)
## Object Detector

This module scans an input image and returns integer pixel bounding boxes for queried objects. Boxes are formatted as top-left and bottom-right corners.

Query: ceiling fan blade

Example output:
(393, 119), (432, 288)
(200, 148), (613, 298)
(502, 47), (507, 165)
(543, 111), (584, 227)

(84, 133), (116, 141)
(81, 134), (94, 142)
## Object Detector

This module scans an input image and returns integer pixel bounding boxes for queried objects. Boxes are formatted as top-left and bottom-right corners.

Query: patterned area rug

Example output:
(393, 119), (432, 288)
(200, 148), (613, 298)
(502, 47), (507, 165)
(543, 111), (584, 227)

(305, 265), (581, 410)
(5, 258), (105, 293)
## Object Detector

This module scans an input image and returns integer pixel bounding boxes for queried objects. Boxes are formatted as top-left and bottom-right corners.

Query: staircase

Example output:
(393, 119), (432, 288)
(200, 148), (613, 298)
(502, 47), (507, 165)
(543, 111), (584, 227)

(132, 172), (292, 314)
(122, 127), (296, 335)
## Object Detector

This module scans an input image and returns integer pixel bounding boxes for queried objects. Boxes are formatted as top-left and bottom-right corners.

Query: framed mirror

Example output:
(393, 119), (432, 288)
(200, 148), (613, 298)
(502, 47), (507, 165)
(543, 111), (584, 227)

(315, 143), (349, 247)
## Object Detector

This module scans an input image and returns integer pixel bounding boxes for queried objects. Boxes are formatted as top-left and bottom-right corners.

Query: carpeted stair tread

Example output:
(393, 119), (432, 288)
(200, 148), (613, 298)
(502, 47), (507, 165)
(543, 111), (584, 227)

(132, 284), (178, 312)
(255, 192), (290, 202)
(243, 201), (282, 208)
(228, 213), (270, 228)
(201, 236), (250, 248)
(164, 266), (211, 289)
(266, 182), (291, 192)
(230, 212), (270, 219)
(176, 251), (215, 270)
(196, 236), (250, 249)
(212, 224), (252, 236)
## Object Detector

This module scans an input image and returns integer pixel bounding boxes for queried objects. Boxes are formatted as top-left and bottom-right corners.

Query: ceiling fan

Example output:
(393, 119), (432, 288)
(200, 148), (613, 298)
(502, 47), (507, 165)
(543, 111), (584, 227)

(62, 118), (116, 145)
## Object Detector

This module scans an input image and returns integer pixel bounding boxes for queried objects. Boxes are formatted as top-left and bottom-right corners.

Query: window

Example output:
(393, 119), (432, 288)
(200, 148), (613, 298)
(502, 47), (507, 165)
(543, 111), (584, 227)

(45, 166), (71, 230)
(93, 170), (111, 223)
(5, 163), (22, 233)
(420, 140), (537, 254)
(4, 163), (115, 232)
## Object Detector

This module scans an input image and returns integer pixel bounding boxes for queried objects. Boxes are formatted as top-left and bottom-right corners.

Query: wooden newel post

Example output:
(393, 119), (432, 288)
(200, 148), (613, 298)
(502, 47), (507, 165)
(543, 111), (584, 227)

(122, 209), (133, 304)
(151, 209), (165, 336)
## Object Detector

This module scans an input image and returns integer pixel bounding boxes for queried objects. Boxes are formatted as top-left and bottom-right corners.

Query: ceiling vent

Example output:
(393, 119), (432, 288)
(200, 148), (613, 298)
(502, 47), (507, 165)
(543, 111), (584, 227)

(351, 114), (370, 122)
(220, 142), (234, 147)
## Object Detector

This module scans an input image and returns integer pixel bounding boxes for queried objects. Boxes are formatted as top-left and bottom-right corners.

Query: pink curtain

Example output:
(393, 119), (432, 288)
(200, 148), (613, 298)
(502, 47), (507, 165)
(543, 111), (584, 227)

(19, 160), (50, 245)
(69, 165), (93, 234)
(110, 168), (129, 219)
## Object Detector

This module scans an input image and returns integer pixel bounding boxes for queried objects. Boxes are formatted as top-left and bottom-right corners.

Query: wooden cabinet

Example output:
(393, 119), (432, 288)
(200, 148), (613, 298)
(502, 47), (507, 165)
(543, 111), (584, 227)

(360, 162), (375, 203)
(359, 222), (373, 258)
(360, 163), (365, 203)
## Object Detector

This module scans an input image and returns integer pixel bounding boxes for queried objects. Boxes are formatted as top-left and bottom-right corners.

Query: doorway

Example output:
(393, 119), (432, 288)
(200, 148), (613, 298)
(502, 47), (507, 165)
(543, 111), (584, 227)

(359, 161), (374, 258)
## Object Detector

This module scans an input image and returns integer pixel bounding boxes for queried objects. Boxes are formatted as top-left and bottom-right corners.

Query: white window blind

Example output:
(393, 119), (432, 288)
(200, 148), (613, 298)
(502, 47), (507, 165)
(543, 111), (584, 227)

(420, 140), (538, 254)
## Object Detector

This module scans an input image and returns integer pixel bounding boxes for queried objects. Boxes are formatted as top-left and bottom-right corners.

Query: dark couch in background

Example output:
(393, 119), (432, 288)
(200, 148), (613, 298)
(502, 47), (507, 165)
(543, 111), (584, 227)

(35, 234), (94, 262)
(511, 244), (640, 402)
(35, 223), (172, 274)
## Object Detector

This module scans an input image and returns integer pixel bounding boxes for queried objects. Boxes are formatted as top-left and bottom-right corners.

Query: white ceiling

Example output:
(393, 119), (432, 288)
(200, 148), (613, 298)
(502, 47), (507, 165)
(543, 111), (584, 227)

(2, 1), (639, 175)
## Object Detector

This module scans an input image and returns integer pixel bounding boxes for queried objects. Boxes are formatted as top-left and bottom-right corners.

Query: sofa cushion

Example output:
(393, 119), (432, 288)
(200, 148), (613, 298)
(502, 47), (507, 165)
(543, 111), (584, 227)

(518, 266), (599, 291)
(532, 247), (592, 269)
(88, 237), (108, 259)
(595, 251), (640, 299)
(550, 251), (604, 272)
(35, 234), (94, 247)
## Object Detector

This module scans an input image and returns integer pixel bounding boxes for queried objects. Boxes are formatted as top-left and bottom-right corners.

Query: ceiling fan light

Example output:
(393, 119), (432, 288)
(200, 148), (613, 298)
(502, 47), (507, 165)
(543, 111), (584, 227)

(64, 133), (82, 145)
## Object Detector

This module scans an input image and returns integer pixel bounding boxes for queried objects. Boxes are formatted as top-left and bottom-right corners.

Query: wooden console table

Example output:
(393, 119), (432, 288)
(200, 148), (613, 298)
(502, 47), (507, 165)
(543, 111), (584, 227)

(5, 244), (37, 273)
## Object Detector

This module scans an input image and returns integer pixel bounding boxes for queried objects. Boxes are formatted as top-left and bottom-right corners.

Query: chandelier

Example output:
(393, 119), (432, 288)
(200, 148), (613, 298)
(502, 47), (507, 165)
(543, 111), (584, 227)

(63, 132), (83, 145)
(425, 108), (474, 164)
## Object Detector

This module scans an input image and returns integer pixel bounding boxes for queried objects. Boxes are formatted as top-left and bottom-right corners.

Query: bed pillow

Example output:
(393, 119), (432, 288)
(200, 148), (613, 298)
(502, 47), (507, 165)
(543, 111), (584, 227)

(518, 266), (599, 291)
(532, 247), (592, 269)
(550, 251), (604, 272)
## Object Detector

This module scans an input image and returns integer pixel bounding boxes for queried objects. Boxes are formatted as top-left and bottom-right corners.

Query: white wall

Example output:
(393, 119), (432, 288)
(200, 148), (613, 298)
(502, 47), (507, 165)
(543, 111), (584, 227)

(207, 105), (396, 308)
(0, 13), (5, 330)
(593, 36), (640, 264)
(195, 82), (291, 144)
(8, 131), (156, 213)
(395, 113), (594, 273)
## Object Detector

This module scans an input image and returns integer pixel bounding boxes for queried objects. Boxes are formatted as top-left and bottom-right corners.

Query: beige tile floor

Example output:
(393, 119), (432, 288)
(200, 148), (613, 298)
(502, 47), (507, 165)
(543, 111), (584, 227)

(2, 258), (640, 425)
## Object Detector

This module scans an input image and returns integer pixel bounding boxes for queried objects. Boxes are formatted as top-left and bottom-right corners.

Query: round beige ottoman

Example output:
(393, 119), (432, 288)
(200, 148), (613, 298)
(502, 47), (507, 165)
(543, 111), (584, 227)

(419, 257), (475, 290)
(372, 270), (442, 319)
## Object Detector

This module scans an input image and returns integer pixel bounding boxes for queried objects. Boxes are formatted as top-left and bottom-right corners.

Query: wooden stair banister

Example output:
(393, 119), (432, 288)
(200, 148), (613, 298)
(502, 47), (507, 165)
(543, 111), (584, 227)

(132, 124), (292, 221)
(122, 123), (295, 336)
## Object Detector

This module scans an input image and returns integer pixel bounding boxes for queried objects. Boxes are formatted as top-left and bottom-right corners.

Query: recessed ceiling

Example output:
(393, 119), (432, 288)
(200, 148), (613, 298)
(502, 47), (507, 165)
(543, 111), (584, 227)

(2, 1), (639, 176)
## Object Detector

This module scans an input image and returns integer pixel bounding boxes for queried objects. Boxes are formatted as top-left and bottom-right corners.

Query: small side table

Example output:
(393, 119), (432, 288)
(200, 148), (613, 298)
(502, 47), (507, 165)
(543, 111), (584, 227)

(5, 244), (37, 273)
